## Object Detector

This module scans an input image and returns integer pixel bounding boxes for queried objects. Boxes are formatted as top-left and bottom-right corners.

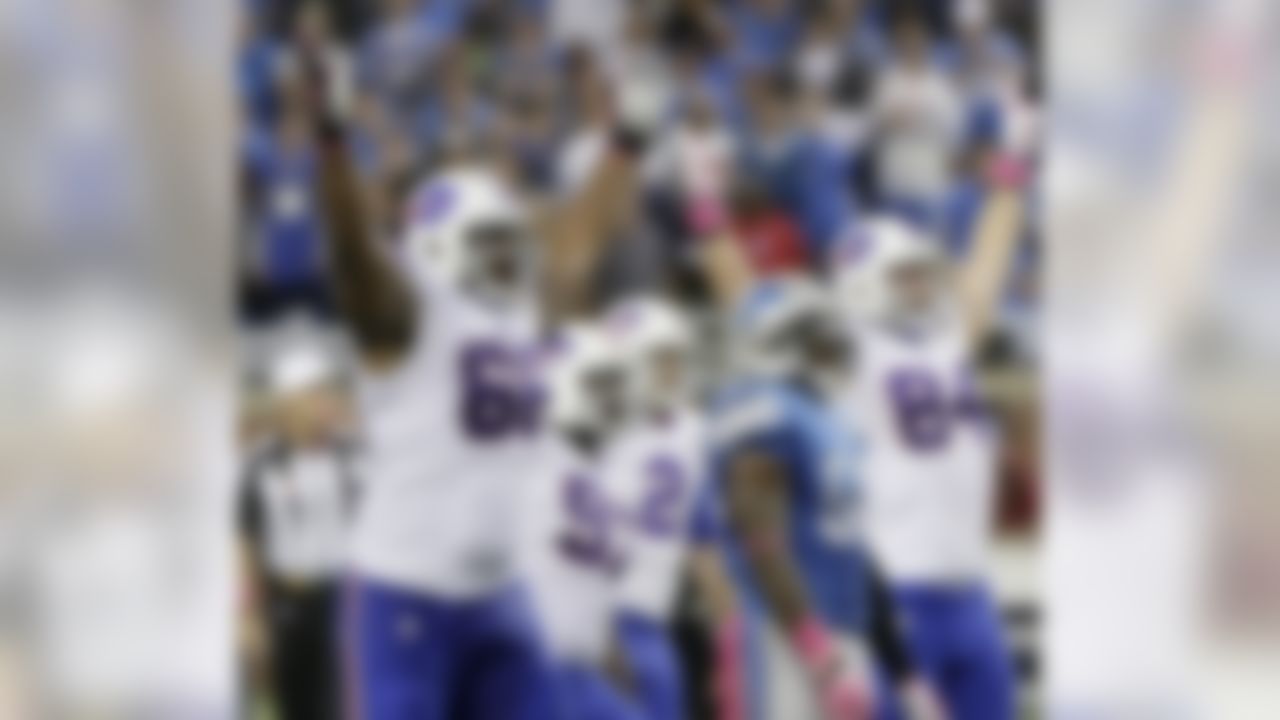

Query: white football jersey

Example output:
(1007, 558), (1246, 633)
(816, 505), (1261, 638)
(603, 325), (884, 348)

(842, 322), (999, 583)
(608, 408), (709, 620)
(348, 270), (544, 598)
(524, 438), (625, 663)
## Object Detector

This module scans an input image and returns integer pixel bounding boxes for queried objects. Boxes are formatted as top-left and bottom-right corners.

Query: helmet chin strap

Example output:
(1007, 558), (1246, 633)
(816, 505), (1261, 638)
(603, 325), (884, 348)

(644, 393), (681, 424)
(812, 367), (849, 401)
(465, 275), (526, 312)
(789, 364), (844, 401)
(461, 245), (536, 311)
(644, 373), (688, 411)
(881, 303), (943, 338)
(563, 425), (606, 456)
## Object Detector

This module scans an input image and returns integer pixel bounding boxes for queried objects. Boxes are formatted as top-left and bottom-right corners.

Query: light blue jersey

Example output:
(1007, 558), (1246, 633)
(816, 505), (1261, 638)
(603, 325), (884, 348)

(710, 378), (871, 635)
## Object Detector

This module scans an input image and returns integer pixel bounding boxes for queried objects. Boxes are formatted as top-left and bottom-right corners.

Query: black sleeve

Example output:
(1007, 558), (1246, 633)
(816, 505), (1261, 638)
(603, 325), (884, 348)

(237, 448), (270, 544)
(866, 552), (916, 683)
(334, 437), (363, 520)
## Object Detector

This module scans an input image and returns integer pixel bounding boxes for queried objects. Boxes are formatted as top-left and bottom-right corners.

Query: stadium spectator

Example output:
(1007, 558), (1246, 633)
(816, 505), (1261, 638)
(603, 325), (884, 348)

(359, 0), (457, 127)
(741, 68), (855, 259)
(239, 8), (282, 129)
(278, 3), (356, 122)
(728, 0), (803, 68)
(727, 175), (811, 276)
(651, 91), (736, 208)
(794, 1), (851, 97)
(496, 8), (561, 97)
(549, 0), (627, 65)
(241, 74), (332, 323)
(423, 43), (497, 147)
(869, 7), (964, 231)
(497, 86), (562, 194)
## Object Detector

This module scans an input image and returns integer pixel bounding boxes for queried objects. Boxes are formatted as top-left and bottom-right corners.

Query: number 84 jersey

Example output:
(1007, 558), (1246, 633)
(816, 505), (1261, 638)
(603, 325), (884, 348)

(349, 274), (544, 599)
(840, 323), (999, 584)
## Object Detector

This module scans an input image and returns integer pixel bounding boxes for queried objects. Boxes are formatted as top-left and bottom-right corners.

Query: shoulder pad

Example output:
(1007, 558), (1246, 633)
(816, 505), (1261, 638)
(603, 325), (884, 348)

(710, 389), (787, 448)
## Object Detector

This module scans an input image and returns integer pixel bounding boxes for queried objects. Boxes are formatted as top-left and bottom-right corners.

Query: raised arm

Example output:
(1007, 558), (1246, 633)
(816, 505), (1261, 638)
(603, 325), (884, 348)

(314, 131), (417, 364)
(956, 160), (1027, 347)
(536, 131), (643, 323)
(304, 57), (416, 365)
(691, 196), (757, 315)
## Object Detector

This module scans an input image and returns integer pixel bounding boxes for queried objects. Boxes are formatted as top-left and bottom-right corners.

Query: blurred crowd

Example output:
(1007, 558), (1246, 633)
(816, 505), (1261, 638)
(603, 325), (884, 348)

(236, 1), (1041, 717)
(238, 0), (1039, 366)
(3, 0), (1276, 716)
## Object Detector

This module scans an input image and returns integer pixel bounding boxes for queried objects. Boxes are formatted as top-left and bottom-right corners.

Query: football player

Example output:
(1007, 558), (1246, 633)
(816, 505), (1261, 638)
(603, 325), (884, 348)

(604, 296), (710, 720)
(687, 191), (943, 720)
(526, 323), (642, 720)
(831, 203), (1023, 720)
(708, 277), (933, 720)
(307, 59), (641, 718)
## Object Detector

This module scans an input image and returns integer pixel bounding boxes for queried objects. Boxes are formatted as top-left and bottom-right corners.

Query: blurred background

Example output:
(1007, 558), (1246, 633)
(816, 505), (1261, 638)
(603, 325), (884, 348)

(1, 0), (1278, 717)
(236, 0), (1041, 339)
(234, 0), (1041, 717)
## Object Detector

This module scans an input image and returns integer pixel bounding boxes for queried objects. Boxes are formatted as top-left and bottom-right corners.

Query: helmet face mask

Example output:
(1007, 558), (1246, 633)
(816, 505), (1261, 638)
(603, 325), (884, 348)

(738, 278), (853, 397)
(884, 255), (948, 331)
(581, 364), (630, 433)
(767, 309), (853, 398)
(547, 324), (631, 442)
(642, 342), (693, 416)
(460, 219), (538, 309)
(606, 296), (696, 419)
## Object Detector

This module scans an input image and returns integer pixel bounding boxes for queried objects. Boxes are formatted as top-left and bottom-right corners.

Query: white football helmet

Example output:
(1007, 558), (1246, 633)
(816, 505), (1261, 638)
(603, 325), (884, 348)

(733, 276), (852, 397)
(831, 216), (946, 330)
(606, 295), (696, 416)
(545, 322), (631, 436)
(402, 167), (536, 309)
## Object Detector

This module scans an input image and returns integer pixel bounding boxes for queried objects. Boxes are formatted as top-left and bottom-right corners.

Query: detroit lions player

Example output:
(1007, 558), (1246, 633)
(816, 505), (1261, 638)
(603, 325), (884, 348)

(604, 296), (709, 720)
(310, 68), (639, 716)
(708, 277), (932, 720)
(832, 215), (1020, 720)
(526, 323), (642, 720)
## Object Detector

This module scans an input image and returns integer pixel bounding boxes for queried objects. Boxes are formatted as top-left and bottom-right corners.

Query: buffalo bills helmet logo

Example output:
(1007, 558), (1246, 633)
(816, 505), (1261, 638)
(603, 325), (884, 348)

(408, 182), (455, 227)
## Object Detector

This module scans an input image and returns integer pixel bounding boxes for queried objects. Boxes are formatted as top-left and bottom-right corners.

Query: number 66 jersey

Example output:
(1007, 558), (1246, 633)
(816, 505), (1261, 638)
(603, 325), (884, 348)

(348, 273), (544, 599)
(840, 323), (999, 584)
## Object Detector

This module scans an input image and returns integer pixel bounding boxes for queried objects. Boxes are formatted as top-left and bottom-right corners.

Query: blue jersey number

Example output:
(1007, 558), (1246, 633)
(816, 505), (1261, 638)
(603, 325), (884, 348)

(886, 368), (986, 452)
(458, 342), (541, 441)
(637, 457), (687, 537)
(557, 475), (623, 574)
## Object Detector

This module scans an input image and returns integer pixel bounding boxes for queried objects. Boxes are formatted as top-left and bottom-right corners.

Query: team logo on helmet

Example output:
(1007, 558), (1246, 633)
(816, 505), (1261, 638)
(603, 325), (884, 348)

(408, 181), (455, 226)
